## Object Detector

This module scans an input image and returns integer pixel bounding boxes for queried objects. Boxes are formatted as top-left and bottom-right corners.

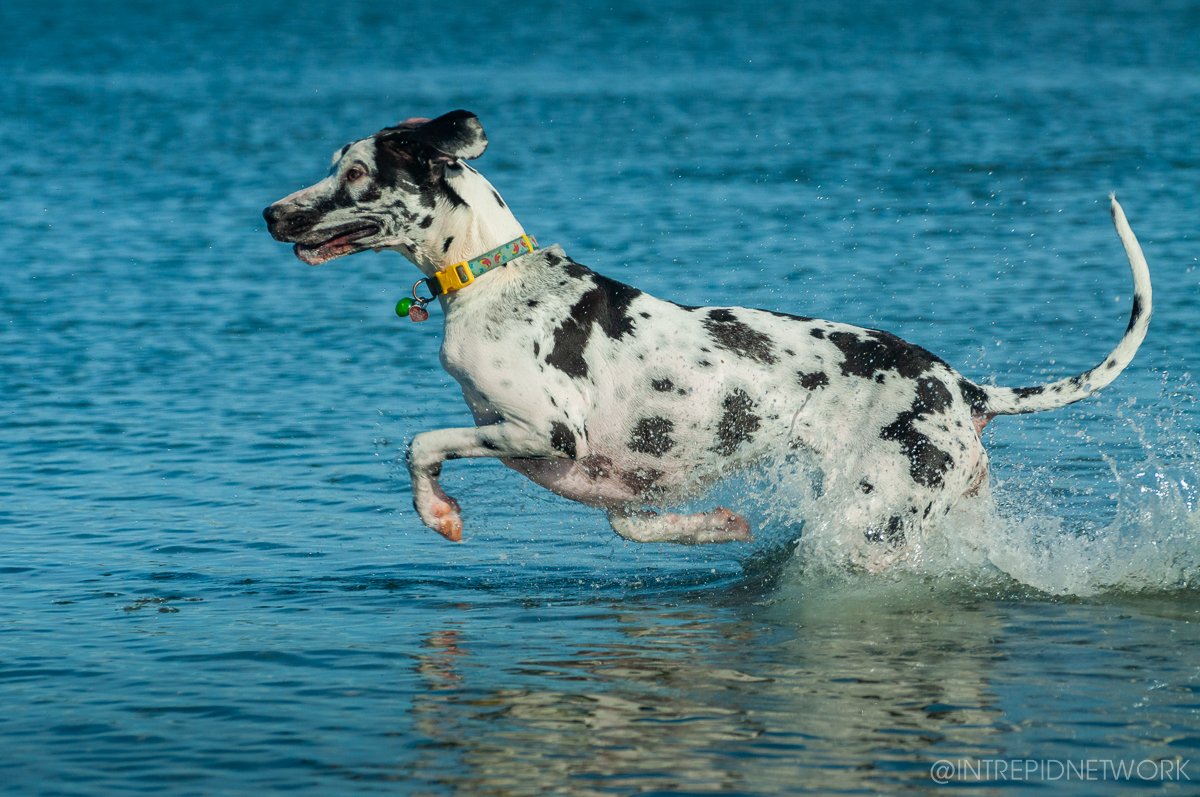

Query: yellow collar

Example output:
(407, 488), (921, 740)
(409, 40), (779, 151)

(427, 235), (538, 296)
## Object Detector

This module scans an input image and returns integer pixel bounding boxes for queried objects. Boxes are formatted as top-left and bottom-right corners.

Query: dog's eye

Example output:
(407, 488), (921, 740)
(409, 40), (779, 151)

(345, 167), (366, 182)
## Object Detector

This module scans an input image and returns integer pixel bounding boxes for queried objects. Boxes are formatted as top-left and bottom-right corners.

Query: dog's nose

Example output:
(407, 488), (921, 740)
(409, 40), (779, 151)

(263, 201), (320, 242)
(263, 203), (294, 241)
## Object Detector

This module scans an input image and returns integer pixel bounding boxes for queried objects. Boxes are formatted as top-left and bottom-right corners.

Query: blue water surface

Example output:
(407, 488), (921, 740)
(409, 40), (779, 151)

(3, 1), (1200, 794)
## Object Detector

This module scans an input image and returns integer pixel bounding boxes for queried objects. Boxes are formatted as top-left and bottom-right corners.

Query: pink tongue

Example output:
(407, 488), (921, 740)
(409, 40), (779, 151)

(293, 230), (368, 265)
(294, 243), (326, 265)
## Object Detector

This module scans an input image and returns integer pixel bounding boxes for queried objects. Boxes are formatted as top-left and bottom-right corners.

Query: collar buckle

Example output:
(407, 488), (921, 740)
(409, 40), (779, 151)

(400, 235), (539, 325)
(438, 263), (475, 293)
(431, 234), (539, 296)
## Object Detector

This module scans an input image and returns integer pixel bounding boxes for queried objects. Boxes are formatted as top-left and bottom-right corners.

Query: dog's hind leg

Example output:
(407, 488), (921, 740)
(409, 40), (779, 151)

(606, 507), (752, 545)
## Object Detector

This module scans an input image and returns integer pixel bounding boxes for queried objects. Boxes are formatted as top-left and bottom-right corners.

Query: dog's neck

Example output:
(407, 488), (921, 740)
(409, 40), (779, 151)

(388, 165), (528, 283)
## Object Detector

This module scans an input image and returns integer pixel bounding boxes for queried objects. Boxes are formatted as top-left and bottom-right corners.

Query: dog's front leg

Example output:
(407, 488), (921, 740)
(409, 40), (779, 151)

(406, 423), (564, 542)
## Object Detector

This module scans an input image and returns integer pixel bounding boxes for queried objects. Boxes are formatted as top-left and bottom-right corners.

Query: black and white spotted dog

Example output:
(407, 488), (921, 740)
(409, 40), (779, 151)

(264, 110), (1152, 561)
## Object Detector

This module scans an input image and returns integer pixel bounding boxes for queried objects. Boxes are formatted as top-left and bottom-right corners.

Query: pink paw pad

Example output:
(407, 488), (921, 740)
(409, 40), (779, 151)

(429, 497), (462, 542)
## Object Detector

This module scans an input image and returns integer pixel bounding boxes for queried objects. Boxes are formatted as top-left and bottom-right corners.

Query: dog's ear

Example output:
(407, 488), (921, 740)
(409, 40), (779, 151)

(382, 110), (488, 161)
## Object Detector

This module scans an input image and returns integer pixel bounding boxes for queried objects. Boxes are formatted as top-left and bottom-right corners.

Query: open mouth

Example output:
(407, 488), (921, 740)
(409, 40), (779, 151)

(293, 224), (380, 265)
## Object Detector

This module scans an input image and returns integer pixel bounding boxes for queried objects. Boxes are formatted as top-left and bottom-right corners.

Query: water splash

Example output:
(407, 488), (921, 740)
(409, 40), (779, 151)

(983, 382), (1200, 596)
(717, 373), (1200, 598)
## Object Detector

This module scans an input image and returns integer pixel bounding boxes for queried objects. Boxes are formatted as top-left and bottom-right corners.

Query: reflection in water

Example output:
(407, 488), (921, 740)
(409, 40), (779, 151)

(408, 592), (1007, 795)
(418, 623), (470, 689)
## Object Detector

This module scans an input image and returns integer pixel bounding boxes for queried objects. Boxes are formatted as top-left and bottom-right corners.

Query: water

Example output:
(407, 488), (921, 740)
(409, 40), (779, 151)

(3, 0), (1199, 793)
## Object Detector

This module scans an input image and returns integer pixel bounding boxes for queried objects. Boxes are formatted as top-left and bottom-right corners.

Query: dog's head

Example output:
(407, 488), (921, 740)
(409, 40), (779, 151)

(263, 110), (498, 267)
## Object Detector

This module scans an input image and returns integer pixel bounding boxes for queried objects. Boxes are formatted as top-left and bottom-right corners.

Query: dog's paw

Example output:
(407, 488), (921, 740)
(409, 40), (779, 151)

(414, 484), (464, 542)
(697, 506), (753, 544)
(428, 495), (463, 542)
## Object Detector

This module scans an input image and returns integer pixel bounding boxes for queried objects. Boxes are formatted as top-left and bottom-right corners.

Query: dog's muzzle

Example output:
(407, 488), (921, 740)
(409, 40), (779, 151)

(263, 202), (380, 265)
(263, 202), (308, 242)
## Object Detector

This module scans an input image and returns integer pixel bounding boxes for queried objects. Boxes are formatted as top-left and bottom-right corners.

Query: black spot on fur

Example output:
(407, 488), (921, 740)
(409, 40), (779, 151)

(784, 348), (795, 356)
(579, 454), (613, 479)
(957, 378), (989, 415)
(1127, 294), (1144, 333)
(651, 378), (675, 393)
(545, 276), (643, 379)
(702, 310), (778, 365)
(697, 360), (712, 368)
(622, 468), (664, 496)
(760, 309), (815, 323)
(810, 328), (825, 339)
(532, 342), (540, 357)
(589, 277), (643, 328)
(913, 376), (953, 415)
(1106, 359), (1117, 370)
(629, 417), (676, 456)
(480, 439), (500, 452)
(640, 312), (651, 319)
(417, 185), (439, 209)
(798, 371), (829, 390)
(865, 515), (905, 546)
(879, 377), (955, 488)
(419, 215), (434, 229)
(551, 254), (591, 279)
(442, 236), (454, 253)
(712, 389), (761, 456)
(527, 299), (539, 308)
(860, 479), (874, 494)
(491, 189), (506, 208)
(550, 421), (576, 459)
(829, 330), (948, 381)
(565, 261), (590, 279)
(441, 180), (467, 208)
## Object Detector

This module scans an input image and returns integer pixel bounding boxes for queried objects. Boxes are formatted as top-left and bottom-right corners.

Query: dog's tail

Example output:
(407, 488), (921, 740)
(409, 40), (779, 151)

(977, 196), (1151, 417)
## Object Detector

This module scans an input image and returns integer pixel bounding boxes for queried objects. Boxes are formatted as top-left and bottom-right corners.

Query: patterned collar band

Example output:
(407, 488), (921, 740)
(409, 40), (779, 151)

(425, 235), (539, 297)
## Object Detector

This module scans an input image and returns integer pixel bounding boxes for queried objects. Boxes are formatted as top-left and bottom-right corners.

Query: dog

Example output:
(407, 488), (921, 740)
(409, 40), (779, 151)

(263, 110), (1151, 560)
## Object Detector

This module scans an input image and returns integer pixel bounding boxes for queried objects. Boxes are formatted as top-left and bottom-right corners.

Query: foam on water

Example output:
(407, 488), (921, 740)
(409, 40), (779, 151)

(983, 383), (1200, 597)
(704, 375), (1200, 599)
